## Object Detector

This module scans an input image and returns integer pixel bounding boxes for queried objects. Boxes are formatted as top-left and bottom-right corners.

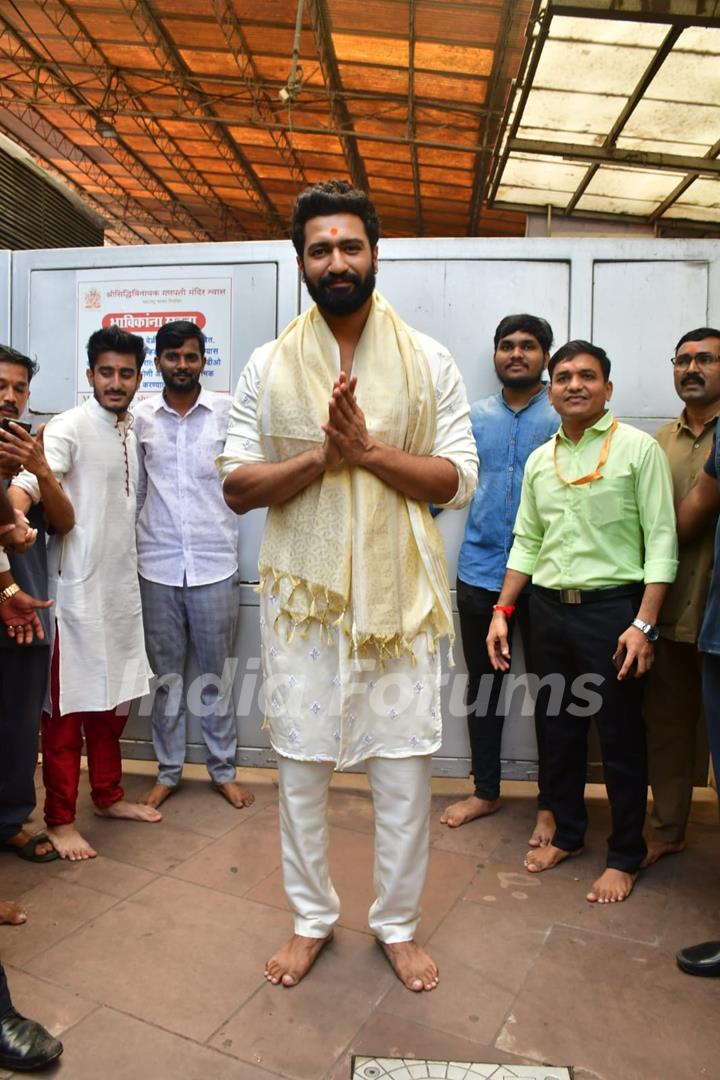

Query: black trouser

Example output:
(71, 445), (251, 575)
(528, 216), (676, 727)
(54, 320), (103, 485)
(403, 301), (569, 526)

(0, 647), (49, 842)
(530, 589), (647, 873)
(457, 579), (550, 807)
(0, 964), (11, 1016)
(702, 652), (720, 789)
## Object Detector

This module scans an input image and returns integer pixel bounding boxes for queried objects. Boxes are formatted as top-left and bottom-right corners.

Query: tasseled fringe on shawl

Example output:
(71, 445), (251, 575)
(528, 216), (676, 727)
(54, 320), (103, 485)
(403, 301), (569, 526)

(258, 568), (455, 666)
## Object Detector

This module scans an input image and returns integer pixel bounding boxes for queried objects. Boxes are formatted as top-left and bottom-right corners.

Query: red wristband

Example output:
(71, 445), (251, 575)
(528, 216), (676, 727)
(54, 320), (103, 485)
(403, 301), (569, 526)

(492, 604), (516, 617)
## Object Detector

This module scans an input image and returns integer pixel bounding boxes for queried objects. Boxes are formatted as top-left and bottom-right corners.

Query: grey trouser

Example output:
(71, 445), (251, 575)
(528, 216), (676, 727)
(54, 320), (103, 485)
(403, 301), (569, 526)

(139, 573), (240, 787)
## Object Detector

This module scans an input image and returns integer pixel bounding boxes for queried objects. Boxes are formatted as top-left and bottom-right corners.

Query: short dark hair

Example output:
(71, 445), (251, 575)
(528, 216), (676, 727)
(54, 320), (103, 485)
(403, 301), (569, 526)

(675, 327), (720, 352)
(155, 320), (206, 358)
(87, 326), (145, 372)
(549, 339), (611, 381)
(291, 179), (380, 256)
(493, 314), (554, 354)
(0, 345), (38, 382)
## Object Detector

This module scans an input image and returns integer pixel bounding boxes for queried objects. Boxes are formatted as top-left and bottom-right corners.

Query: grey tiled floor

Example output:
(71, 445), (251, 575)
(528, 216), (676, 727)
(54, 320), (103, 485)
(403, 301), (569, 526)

(1, 763), (719, 1080)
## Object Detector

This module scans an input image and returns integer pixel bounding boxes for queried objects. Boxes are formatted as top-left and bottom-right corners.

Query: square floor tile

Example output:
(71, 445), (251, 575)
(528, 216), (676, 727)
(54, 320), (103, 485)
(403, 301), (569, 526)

(169, 807), (282, 897)
(495, 923), (720, 1079)
(0, 965), (98, 1038)
(463, 860), (669, 945)
(0, 879), (117, 967)
(43, 1005), (279, 1079)
(24, 876), (290, 1043)
(210, 927), (395, 1080)
(379, 897), (551, 1046)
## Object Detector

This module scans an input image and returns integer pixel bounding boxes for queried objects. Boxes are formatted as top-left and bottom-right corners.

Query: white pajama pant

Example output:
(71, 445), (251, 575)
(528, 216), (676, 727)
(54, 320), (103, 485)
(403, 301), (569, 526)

(277, 753), (432, 944)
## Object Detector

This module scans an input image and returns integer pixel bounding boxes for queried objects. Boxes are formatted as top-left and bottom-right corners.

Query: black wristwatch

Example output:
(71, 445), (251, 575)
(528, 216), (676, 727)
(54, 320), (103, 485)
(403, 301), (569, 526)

(632, 618), (659, 642)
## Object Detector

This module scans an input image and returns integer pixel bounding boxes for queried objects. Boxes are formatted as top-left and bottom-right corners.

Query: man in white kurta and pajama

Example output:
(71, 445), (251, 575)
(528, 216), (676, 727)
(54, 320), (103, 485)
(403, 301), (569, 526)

(218, 180), (477, 992)
(13, 326), (160, 860)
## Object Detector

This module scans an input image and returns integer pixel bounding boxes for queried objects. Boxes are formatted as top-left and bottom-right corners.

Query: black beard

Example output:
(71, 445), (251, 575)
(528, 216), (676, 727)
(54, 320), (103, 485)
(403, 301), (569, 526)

(304, 267), (376, 316)
(93, 387), (128, 415)
(161, 371), (201, 394)
(497, 370), (543, 390)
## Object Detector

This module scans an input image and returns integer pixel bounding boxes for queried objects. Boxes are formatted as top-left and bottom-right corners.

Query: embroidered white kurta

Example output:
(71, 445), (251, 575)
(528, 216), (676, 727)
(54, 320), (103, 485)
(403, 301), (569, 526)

(13, 397), (152, 715)
(217, 326), (478, 769)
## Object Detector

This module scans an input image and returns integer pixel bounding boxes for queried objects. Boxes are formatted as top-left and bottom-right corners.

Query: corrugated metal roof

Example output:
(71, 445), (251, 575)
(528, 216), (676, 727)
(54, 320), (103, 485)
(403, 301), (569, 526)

(488, 0), (720, 232)
(0, 0), (531, 243)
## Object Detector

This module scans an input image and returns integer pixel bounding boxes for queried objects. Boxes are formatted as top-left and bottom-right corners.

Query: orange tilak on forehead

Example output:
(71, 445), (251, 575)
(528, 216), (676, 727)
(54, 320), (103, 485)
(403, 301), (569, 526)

(330, 227), (338, 235)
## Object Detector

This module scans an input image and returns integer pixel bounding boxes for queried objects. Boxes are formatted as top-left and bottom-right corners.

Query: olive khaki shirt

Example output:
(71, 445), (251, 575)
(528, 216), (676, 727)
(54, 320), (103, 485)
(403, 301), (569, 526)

(508, 409), (678, 589)
(656, 409), (718, 643)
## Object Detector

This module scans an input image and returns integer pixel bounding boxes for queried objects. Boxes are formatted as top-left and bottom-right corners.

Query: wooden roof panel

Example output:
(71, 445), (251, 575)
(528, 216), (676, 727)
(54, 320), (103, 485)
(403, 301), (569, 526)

(336, 64), (409, 95)
(0, 0), (532, 241)
(415, 41), (493, 76)
(332, 33), (409, 69)
(414, 71), (487, 105)
(416, 3), (502, 45)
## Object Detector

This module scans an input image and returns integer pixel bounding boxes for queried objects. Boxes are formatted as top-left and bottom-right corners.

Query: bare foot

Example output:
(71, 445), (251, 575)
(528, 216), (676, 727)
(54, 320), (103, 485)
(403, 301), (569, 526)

(264, 933), (333, 987)
(3, 828), (56, 859)
(47, 824), (97, 861)
(524, 843), (582, 873)
(528, 809), (556, 848)
(439, 795), (500, 828)
(641, 840), (685, 868)
(95, 800), (162, 823)
(213, 781), (255, 809)
(378, 939), (439, 992)
(0, 899), (27, 925)
(587, 867), (638, 903)
(139, 783), (177, 809)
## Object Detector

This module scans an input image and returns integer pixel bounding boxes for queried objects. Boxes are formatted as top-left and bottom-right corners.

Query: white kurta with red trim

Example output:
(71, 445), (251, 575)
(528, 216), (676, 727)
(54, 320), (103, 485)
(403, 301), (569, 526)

(13, 397), (152, 715)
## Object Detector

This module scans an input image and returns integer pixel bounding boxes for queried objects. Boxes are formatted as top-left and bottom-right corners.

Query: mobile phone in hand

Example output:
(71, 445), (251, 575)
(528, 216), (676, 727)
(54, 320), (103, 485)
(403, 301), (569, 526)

(0, 417), (32, 434)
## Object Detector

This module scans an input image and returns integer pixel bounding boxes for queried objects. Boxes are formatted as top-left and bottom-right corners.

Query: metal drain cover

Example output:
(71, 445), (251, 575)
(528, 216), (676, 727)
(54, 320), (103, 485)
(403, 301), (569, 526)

(351, 1061), (573, 1079)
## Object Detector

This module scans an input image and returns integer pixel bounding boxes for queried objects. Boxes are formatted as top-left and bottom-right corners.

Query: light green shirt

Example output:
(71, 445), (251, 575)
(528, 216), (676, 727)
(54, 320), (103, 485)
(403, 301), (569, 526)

(507, 410), (678, 589)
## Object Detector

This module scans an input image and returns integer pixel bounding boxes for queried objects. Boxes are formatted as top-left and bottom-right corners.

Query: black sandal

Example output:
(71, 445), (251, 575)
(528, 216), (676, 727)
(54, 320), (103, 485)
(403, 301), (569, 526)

(1, 833), (59, 863)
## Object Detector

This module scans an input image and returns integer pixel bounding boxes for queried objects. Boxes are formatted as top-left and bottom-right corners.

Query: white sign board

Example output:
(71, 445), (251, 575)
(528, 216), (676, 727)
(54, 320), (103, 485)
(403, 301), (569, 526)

(76, 271), (233, 402)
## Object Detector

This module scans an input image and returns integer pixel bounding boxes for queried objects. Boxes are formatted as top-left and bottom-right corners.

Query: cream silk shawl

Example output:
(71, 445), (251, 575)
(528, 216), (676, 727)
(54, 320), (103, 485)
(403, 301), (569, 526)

(257, 291), (454, 660)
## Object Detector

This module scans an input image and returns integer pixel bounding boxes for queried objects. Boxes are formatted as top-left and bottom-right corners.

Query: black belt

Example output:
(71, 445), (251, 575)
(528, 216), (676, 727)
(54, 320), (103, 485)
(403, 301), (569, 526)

(533, 584), (643, 605)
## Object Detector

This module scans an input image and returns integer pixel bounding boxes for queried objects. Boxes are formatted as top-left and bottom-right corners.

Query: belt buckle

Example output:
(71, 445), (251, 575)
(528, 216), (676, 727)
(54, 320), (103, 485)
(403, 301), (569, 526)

(560, 588), (582, 604)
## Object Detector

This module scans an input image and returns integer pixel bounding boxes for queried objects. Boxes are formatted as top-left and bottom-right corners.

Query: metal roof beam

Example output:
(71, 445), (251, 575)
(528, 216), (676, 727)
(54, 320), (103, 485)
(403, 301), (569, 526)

(119, 0), (285, 235)
(408, 0), (422, 235)
(34, 0), (246, 240)
(0, 17), (213, 242)
(487, 0), (552, 204)
(564, 25), (682, 214)
(305, 0), (368, 190)
(509, 138), (720, 175)
(468, 0), (519, 234)
(210, 0), (306, 189)
(0, 57), (497, 121)
(548, 0), (720, 28)
(0, 95), (172, 243)
(649, 137), (720, 221)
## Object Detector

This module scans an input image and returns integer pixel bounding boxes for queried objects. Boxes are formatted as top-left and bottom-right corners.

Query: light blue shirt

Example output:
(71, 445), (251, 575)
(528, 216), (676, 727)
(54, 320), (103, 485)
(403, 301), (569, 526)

(134, 388), (239, 587)
(457, 385), (558, 590)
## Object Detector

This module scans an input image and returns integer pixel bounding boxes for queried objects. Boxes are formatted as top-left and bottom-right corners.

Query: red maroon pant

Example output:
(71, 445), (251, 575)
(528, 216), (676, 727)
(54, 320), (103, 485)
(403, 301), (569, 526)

(42, 635), (126, 827)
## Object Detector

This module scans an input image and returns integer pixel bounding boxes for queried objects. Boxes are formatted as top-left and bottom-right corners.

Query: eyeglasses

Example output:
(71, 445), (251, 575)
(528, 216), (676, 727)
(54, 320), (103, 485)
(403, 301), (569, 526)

(671, 352), (720, 369)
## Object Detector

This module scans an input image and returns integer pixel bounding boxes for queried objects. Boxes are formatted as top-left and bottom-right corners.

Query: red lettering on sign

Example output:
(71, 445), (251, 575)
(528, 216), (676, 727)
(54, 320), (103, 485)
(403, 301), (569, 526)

(101, 312), (207, 332)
